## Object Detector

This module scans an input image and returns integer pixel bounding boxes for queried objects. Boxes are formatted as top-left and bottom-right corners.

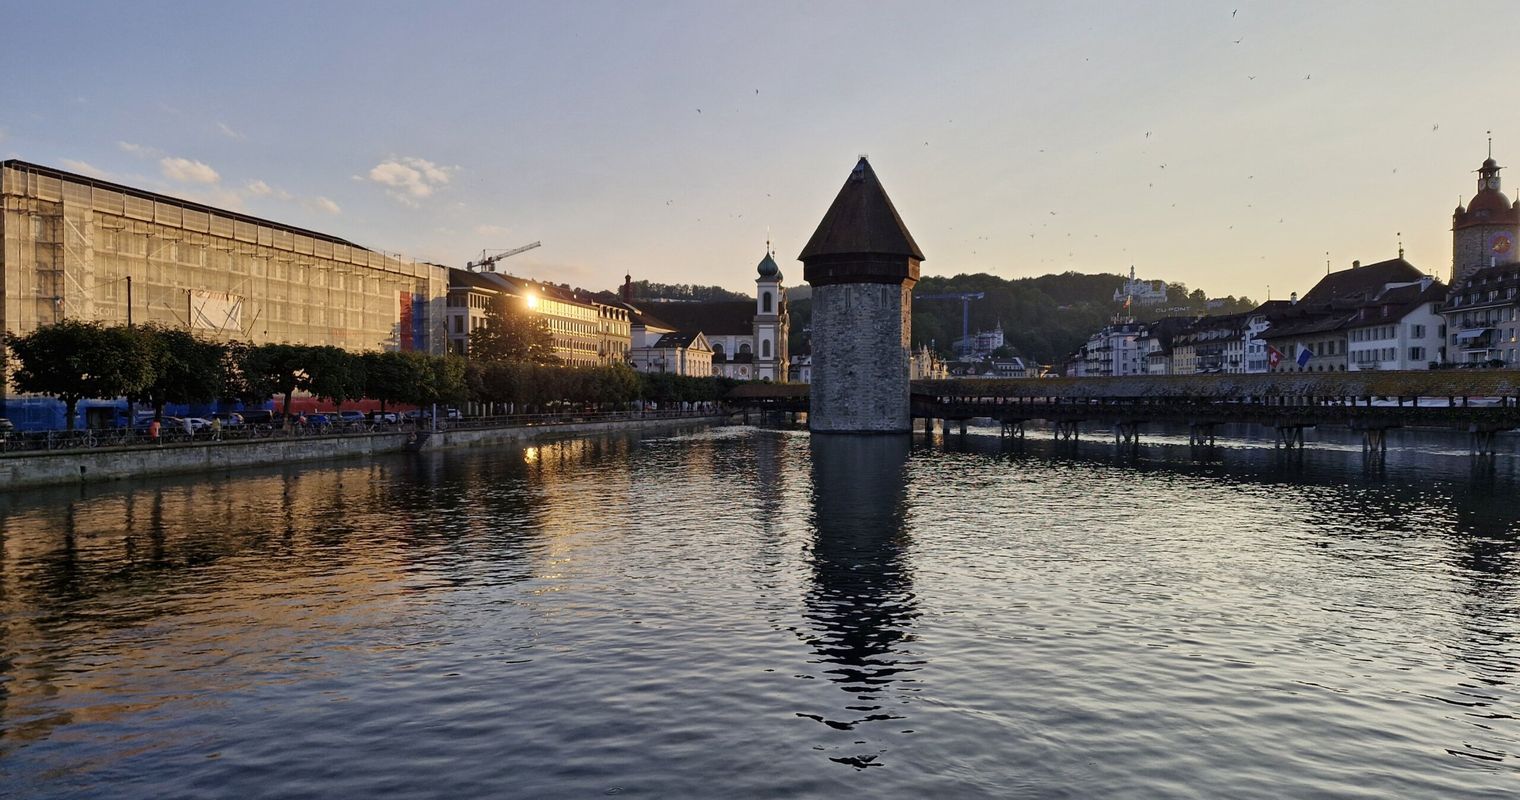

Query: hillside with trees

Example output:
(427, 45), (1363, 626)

(785, 271), (1256, 365)
(625, 280), (749, 303)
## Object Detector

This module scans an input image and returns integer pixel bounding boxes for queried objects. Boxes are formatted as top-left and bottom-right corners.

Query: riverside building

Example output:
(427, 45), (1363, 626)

(1, 159), (447, 424)
(1442, 150), (1520, 364)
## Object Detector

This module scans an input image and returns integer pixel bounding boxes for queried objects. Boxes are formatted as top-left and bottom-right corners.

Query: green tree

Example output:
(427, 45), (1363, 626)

(469, 300), (560, 364)
(9, 320), (155, 430)
(362, 350), (425, 414)
(241, 343), (312, 418)
(133, 325), (227, 421)
(305, 346), (365, 410)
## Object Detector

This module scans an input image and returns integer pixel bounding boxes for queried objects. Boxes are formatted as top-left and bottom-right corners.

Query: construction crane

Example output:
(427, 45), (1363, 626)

(915, 291), (985, 352)
(467, 241), (541, 272)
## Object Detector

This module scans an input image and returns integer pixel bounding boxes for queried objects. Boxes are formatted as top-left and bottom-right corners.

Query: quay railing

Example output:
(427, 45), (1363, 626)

(0, 408), (726, 455)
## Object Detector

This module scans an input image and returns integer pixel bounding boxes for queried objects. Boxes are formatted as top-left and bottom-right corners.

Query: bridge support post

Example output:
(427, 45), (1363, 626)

(1361, 427), (1389, 466)
(923, 416), (934, 436)
(1470, 426), (1500, 462)
(1054, 420), (1080, 441)
(1113, 421), (1140, 452)
(959, 420), (968, 436)
(1188, 422), (1217, 449)
(1275, 424), (1307, 450)
(1000, 420), (1025, 440)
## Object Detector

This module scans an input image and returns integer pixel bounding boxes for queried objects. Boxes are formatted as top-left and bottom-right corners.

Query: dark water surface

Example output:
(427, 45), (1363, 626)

(3, 423), (1520, 798)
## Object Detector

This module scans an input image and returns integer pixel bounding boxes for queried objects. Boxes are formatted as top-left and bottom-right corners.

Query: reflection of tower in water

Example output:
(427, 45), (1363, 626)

(800, 435), (919, 768)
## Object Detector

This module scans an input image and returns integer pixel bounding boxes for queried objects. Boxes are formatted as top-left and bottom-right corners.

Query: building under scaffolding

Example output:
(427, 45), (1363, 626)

(1, 159), (448, 423)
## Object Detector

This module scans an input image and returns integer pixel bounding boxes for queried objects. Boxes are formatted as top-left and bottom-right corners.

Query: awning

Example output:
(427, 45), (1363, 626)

(1455, 328), (1492, 341)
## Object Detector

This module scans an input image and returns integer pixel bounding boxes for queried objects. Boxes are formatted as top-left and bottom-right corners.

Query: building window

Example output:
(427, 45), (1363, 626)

(1411, 324), (1425, 338)
(762, 339), (771, 358)
(762, 292), (772, 313)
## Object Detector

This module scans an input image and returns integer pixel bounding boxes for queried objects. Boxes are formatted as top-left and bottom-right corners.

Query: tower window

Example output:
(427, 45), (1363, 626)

(762, 340), (771, 358)
(762, 292), (772, 313)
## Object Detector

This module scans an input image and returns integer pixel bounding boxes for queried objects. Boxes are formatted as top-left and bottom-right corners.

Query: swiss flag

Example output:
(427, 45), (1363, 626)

(1267, 346), (1283, 368)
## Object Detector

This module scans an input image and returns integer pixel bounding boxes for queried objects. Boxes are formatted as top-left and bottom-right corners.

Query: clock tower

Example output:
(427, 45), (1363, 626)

(1452, 150), (1520, 287)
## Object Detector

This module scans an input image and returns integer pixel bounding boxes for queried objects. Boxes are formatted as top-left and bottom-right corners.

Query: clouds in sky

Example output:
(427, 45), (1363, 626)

(160, 157), (220, 184)
(366, 157), (456, 205)
(474, 223), (511, 238)
(216, 121), (245, 140)
(246, 179), (292, 200)
(59, 159), (110, 179)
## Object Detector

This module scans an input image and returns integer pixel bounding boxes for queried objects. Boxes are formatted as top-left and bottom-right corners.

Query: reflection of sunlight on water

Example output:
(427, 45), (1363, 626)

(3, 423), (1520, 797)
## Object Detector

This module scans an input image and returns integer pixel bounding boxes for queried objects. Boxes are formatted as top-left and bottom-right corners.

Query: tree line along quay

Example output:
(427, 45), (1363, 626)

(2, 319), (739, 435)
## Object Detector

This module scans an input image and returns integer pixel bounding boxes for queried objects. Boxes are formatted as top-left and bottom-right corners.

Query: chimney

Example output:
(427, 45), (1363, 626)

(1290, 291), (1298, 305)
(1420, 275), (1433, 291)
(622, 273), (633, 301)
(1352, 260), (1361, 268)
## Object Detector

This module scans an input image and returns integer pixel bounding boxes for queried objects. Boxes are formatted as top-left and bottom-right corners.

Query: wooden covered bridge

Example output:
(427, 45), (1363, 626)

(727, 371), (1520, 461)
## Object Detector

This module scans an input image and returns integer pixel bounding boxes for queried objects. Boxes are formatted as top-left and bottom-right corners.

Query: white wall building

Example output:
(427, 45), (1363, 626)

(1346, 280), (1447, 370)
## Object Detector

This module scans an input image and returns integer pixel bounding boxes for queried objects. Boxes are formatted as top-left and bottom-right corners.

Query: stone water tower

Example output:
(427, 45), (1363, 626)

(799, 158), (923, 433)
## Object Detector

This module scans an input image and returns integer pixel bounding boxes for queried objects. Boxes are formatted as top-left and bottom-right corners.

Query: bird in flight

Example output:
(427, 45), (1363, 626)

(1232, 9), (1237, 17)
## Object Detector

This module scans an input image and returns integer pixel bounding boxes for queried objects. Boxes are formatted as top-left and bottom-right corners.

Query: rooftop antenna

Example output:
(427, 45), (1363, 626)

(1489, 130), (1494, 159)
(1326, 251), (1332, 275)
(1397, 231), (1404, 259)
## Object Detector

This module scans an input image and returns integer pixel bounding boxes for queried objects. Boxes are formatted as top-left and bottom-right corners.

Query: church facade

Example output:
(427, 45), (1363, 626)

(623, 249), (790, 381)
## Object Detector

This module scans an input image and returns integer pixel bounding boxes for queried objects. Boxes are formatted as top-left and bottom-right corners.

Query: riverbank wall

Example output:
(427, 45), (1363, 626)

(0, 415), (732, 491)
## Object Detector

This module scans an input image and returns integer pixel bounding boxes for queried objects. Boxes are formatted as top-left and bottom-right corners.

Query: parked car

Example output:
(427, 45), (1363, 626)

(210, 412), (245, 426)
(0, 417), (13, 437)
(338, 410), (366, 425)
(304, 413), (333, 428)
(242, 410), (282, 426)
(368, 411), (400, 424)
(182, 417), (214, 431)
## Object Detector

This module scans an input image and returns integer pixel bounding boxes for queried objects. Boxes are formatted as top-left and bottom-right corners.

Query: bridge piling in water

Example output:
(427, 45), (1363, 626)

(1188, 422), (1217, 449)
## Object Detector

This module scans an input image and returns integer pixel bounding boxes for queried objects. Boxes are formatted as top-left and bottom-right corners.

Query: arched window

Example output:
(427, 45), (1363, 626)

(762, 339), (771, 358)
(711, 342), (725, 360)
(739, 343), (752, 355)
(762, 292), (772, 313)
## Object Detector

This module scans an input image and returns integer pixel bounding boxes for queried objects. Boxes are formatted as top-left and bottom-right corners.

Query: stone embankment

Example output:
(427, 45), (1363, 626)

(0, 414), (730, 490)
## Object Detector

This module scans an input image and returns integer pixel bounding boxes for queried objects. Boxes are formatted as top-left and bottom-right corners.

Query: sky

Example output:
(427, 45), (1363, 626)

(5, 1), (1520, 301)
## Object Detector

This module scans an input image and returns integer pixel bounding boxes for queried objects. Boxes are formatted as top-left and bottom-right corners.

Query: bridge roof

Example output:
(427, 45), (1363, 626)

(911, 371), (1520, 399)
(729, 382), (809, 399)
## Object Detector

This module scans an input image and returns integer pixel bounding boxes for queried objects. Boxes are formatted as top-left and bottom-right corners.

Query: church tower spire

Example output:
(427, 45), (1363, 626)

(1452, 143), (1519, 286)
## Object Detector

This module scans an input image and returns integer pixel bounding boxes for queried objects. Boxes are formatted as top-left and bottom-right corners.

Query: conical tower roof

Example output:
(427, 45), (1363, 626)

(799, 158), (924, 262)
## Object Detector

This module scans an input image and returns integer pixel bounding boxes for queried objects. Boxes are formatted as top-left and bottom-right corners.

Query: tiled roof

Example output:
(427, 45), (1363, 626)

(799, 158), (924, 261)
(448, 268), (505, 291)
(1300, 258), (1424, 305)
(653, 332), (705, 349)
(1345, 281), (1445, 328)
(632, 300), (754, 336)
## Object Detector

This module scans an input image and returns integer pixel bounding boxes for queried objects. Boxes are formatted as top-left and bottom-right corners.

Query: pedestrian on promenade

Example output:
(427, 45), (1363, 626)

(182, 416), (194, 439)
(148, 418), (160, 444)
(210, 417), (222, 441)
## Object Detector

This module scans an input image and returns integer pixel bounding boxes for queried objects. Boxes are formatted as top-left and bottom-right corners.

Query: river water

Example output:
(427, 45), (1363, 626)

(3, 423), (1519, 798)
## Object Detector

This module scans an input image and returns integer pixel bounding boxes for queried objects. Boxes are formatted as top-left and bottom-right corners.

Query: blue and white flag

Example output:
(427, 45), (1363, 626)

(1295, 345), (1312, 368)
